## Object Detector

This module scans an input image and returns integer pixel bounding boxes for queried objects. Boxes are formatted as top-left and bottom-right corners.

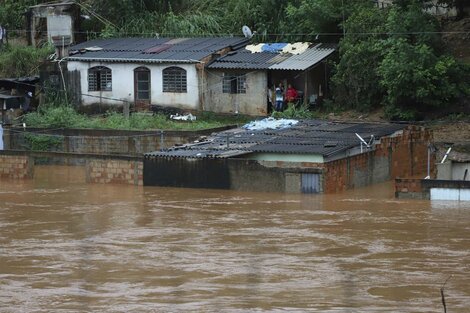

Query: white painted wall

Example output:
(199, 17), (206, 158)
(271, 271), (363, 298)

(47, 15), (73, 42)
(431, 188), (470, 201)
(67, 61), (200, 109)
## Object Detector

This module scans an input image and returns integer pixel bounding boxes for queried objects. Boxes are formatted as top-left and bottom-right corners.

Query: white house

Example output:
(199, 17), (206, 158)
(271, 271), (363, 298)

(66, 37), (248, 111)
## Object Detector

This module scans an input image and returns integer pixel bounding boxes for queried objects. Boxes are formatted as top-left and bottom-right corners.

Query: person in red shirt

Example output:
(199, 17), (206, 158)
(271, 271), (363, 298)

(285, 84), (298, 104)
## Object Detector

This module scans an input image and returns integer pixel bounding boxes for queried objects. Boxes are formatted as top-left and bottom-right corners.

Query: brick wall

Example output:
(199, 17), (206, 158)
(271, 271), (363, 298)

(394, 178), (453, 200)
(0, 150), (142, 185)
(324, 126), (433, 193)
(0, 154), (32, 179)
(86, 159), (143, 185)
(395, 178), (423, 193)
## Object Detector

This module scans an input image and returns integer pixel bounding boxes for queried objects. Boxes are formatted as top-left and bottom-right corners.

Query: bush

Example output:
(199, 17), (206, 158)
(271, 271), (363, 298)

(271, 103), (318, 119)
(24, 105), (90, 128)
(0, 45), (53, 77)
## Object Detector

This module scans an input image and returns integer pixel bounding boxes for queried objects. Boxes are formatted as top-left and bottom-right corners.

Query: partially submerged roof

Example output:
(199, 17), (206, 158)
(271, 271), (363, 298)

(67, 37), (249, 64)
(145, 119), (406, 160)
(207, 43), (336, 71)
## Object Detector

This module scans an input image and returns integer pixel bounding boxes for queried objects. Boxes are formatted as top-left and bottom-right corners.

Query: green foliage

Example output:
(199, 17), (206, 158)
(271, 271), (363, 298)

(160, 11), (222, 36)
(24, 133), (62, 151)
(0, 0), (39, 30)
(332, 40), (384, 111)
(331, 5), (386, 111)
(331, 2), (470, 119)
(23, 104), (251, 131)
(0, 44), (53, 77)
(378, 39), (462, 109)
(24, 105), (90, 128)
(271, 103), (318, 119)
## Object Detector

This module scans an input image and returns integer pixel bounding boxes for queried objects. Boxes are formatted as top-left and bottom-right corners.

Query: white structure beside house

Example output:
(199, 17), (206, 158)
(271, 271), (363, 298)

(66, 37), (248, 111)
(26, 1), (82, 47)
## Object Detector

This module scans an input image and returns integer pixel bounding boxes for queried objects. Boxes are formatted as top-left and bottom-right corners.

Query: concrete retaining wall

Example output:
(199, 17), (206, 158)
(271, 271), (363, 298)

(4, 126), (234, 155)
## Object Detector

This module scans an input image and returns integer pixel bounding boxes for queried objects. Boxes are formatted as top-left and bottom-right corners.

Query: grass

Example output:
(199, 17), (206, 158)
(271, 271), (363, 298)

(23, 105), (252, 131)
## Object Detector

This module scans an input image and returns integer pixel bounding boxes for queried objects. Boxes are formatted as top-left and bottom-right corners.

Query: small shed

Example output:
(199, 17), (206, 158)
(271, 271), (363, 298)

(26, 1), (82, 47)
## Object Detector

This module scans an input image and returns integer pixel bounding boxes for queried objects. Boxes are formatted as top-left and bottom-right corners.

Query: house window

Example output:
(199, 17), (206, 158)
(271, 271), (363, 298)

(88, 66), (112, 91)
(223, 73), (246, 94)
(162, 66), (187, 93)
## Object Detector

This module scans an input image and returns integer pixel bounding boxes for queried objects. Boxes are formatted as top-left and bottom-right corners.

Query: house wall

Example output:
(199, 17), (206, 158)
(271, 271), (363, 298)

(67, 61), (200, 110)
(143, 157), (322, 193)
(324, 126), (433, 193)
(205, 70), (268, 115)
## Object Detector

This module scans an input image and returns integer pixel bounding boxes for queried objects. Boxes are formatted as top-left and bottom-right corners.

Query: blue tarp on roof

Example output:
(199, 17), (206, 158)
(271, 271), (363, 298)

(261, 43), (288, 53)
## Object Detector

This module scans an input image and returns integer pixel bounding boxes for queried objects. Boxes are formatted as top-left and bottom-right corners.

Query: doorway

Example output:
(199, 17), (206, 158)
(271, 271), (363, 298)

(134, 67), (150, 111)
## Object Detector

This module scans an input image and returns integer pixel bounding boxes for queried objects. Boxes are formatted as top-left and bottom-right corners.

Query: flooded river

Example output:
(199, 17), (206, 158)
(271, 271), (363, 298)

(1, 166), (469, 312)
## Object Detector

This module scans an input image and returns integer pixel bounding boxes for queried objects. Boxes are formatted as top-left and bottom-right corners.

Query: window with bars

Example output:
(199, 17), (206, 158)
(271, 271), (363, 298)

(222, 73), (246, 94)
(88, 66), (112, 91)
(162, 66), (187, 93)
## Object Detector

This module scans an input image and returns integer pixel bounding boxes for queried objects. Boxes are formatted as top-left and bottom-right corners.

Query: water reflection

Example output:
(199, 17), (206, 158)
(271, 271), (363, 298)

(0, 166), (469, 312)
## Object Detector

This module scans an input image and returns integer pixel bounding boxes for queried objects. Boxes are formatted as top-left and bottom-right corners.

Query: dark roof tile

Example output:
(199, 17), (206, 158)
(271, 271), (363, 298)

(68, 37), (249, 63)
(145, 120), (406, 160)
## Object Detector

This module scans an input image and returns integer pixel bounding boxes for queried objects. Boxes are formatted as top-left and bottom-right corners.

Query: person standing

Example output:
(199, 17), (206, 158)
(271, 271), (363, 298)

(275, 83), (284, 111)
(285, 84), (298, 104)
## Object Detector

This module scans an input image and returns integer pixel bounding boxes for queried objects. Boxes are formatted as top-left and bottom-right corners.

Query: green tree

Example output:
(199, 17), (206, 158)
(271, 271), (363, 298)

(0, 0), (46, 30)
(331, 4), (386, 111)
(331, 1), (469, 119)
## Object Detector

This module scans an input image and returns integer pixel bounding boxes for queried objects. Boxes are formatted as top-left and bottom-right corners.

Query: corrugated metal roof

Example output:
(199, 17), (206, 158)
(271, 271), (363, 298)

(207, 43), (336, 71)
(144, 120), (406, 160)
(145, 149), (251, 159)
(269, 45), (335, 70)
(68, 37), (249, 63)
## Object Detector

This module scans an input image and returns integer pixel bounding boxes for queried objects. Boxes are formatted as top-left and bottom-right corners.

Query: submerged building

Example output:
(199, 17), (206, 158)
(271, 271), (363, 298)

(144, 119), (432, 194)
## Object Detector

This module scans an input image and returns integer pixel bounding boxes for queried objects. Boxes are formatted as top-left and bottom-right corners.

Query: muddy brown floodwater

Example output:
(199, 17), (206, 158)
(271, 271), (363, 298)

(1, 166), (469, 312)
